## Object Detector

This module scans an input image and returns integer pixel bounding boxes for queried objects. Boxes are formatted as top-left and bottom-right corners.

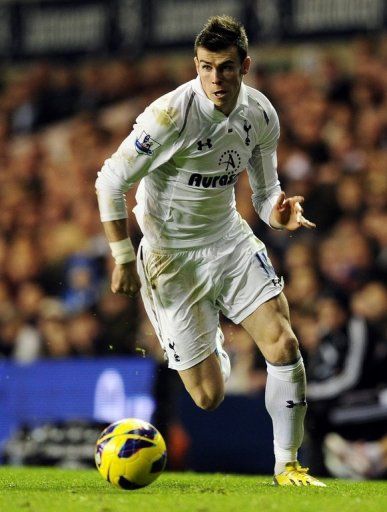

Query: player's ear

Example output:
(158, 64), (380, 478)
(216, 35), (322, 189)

(241, 56), (251, 75)
(194, 56), (199, 74)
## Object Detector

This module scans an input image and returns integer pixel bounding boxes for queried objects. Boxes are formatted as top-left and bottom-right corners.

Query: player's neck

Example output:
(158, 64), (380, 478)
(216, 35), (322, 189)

(214, 95), (238, 117)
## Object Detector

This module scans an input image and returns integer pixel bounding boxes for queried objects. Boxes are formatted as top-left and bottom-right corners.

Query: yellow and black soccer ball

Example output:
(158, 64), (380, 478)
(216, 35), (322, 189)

(95, 418), (167, 490)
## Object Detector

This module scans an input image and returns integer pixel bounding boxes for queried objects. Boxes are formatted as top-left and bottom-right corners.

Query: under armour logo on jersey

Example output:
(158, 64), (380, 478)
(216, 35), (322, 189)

(243, 120), (252, 146)
(286, 398), (307, 408)
(168, 341), (180, 362)
(197, 138), (212, 150)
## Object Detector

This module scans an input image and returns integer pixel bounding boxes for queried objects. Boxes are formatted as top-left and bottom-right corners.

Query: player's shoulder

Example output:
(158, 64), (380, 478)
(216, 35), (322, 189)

(144, 80), (196, 133)
(244, 85), (277, 121)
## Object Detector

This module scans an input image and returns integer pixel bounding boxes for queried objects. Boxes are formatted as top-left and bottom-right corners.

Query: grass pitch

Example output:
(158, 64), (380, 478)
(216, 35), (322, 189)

(0, 466), (386, 512)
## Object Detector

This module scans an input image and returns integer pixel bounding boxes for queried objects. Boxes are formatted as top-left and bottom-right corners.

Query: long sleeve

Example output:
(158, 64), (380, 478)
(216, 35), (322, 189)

(96, 101), (179, 222)
(247, 102), (281, 226)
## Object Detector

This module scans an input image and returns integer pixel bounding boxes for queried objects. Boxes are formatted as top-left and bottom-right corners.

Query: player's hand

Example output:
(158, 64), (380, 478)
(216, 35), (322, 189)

(111, 261), (141, 297)
(269, 192), (316, 231)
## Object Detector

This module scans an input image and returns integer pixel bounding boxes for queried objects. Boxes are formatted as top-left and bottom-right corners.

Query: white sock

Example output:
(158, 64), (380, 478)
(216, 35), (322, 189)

(265, 357), (307, 475)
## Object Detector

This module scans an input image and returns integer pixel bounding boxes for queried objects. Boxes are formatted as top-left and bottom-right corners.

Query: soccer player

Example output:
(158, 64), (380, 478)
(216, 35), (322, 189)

(96, 15), (325, 486)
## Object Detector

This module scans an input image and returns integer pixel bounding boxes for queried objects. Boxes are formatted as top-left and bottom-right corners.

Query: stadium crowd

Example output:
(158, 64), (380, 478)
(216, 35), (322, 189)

(0, 37), (386, 475)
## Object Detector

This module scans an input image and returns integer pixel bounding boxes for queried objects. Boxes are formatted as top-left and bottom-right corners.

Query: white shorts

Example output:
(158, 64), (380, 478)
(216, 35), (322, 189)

(137, 228), (283, 371)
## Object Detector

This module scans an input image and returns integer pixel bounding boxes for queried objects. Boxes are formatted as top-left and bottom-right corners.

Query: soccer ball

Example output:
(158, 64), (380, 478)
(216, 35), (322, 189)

(95, 418), (167, 490)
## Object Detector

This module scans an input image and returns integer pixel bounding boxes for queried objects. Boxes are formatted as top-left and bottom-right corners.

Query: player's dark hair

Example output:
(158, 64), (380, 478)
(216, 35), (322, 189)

(194, 15), (248, 63)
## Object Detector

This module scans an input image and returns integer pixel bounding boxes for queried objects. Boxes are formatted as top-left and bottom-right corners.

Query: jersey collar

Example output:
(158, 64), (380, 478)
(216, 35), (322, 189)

(192, 76), (249, 121)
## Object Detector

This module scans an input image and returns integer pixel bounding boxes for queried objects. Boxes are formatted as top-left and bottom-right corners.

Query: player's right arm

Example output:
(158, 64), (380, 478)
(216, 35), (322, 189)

(102, 219), (140, 296)
(96, 100), (179, 295)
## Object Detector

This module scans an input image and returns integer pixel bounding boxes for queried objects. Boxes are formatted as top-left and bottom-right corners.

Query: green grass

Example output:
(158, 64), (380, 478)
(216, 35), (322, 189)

(0, 467), (386, 512)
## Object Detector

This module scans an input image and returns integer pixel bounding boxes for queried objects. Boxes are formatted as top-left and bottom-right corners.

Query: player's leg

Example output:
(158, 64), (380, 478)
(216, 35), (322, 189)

(178, 351), (225, 411)
(219, 233), (325, 486)
(241, 292), (298, 363)
(241, 293), (306, 469)
(214, 326), (231, 383)
(177, 325), (230, 410)
(137, 240), (227, 411)
(241, 292), (325, 486)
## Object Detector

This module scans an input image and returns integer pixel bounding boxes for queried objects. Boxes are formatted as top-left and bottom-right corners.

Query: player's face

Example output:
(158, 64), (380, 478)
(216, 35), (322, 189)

(195, 46), (251, 116)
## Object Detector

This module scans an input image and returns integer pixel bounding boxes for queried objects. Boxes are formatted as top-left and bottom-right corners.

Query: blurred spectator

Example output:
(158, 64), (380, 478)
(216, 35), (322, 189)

(38, 299), (71, 358)
(61, 255), (100, 314)
(303, 294), (387, 475)
(38, 66), (79, 124)
(66, 311), (101, 356)
(96, 289), (138, 355)
(286, 266), (321, 310)
(0, 304), (40, 362)
(15, 281), (45, 324)
(352, 280), (387, 316)
(4, 235), (42, 285)
(324, 433), (387, 480)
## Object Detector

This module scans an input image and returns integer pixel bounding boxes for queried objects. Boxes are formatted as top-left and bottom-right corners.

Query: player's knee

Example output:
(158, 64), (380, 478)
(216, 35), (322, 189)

(192, 389), (224, 411)
(277, 331), (299, 362)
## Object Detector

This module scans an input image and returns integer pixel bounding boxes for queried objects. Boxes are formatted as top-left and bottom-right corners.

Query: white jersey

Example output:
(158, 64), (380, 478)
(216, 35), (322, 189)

(96, 76), (281, 249)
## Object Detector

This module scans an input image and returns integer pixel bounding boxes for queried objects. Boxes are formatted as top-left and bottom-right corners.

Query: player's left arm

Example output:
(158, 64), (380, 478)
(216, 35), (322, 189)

(247, 102), (315, 231)
(269, 191), (316, 231)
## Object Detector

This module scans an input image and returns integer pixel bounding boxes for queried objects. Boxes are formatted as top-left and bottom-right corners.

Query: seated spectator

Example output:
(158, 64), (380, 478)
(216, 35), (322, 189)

(0, 304), (41, 362)
(303, 293), (387, 475)
(62, 255), (100, 314)
(38, 299), (71, 358)
(324, 433), (387, 480)
(97, 289), (139, 355)
(66, 311), (101, 356)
